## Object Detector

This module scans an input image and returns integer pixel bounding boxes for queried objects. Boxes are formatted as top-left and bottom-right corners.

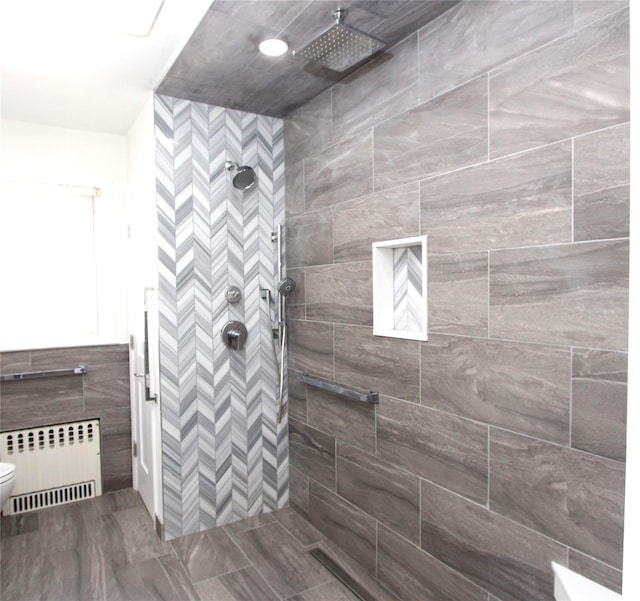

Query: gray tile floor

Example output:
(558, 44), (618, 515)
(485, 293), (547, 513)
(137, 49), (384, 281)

(0, 488), (388, 601)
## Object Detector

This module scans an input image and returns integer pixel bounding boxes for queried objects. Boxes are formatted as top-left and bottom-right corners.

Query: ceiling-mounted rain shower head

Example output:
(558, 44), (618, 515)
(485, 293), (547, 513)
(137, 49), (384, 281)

(293, 8), (386, 72)
(225, 160), (257, 191)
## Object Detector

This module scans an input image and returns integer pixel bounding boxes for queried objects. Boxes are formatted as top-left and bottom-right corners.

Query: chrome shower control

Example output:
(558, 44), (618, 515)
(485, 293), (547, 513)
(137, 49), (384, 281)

(221, 321), (248, 351)
(225, 285), (242, 304)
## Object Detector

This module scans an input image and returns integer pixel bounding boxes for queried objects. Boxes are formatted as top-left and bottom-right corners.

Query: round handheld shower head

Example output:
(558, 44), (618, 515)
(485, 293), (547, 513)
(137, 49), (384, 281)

(277, 277), (297, 297)
(225, 161), (257, 190)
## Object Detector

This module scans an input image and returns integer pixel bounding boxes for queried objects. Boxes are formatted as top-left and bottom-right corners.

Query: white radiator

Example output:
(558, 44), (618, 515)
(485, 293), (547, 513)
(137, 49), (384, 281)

(0, 419), (102, 515)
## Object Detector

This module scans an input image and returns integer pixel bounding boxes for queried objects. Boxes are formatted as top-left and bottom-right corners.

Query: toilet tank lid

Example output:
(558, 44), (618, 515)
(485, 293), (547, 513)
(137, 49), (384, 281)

(0, 462), (16, 479)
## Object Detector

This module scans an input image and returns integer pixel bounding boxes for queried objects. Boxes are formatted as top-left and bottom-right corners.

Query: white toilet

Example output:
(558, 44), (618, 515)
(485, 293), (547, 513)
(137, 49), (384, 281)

(0, 462), (16, 513)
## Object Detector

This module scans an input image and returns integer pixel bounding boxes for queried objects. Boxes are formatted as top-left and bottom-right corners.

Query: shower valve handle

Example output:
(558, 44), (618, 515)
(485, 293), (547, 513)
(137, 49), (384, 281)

(221, 321), (248, 351)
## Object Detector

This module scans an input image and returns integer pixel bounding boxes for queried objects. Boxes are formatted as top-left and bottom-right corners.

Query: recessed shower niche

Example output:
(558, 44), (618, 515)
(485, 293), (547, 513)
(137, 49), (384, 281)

(372, 235), (428, 341)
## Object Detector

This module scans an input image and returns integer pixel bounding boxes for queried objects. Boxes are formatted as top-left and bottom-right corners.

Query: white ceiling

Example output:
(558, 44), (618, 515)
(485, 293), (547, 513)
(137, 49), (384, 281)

(0, 0), (213, 134)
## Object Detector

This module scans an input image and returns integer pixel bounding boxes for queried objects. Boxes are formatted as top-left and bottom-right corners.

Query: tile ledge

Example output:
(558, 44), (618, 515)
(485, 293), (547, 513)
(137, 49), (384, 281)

(552, 562), (621, 601)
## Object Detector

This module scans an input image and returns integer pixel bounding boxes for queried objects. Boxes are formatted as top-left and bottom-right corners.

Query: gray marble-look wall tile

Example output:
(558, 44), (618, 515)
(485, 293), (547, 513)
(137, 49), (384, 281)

(571, 349), (627, 461)
(332, 34), (419, 138)
(574, 123), (630, 241)
(568, 549), (622, 594)
(306, 262), (372, 326)
(490, 428), (625, 567)
(286, 212), (333, 268)
(304, 130), (373, 212)
(102, 447), (134, 492)
(0, 351), (31, 373)
(418, 0), (573, 102)
(288, 320), (334, 380)
(373, 75), (488, 191)
(289, 464), (310, 517)
(336, 443), (420, 544)
(421, 141), (572, 253)
(84, 362), (131, 408)
(289, 418), (336, 490)
(0, 375), (84, 431)
(335, 326), (420, 404)
(572, 1), (629, 29)
(288, 369), (308, 424)
(285, 89), (332, 165)
(377, 524), (487, 601)
(490, 8), (629, 158)
(307, 387), (375, 454)
(489, 239), (629, 350)
(274, 506), (325, 548)
(308, 481), (377, 575)
(30, 344), (129, 369)
(428, 252), (488, 337)
(231, 522), (333, 598)
(421, 335), (571, 445)
(377, 396), (488, 503)
(286, 158), (305, 217)
(420, 479), (567, 601)
(333, 183), (420, 263)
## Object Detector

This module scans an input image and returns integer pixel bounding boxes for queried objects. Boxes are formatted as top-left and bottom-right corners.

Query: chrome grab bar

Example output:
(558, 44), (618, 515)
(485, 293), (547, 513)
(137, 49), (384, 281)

(299, 373), (379, 404)
(0, 365), (87, 382)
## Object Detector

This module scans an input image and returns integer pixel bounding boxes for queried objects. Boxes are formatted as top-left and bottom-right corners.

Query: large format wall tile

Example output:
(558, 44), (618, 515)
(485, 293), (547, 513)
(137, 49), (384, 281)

(489, 239), (629, 350)
(308, 481), (377, 575)
(420, 141), (572, 253)
(332, 34), (418, 138)
(288, 320), (333, 380)
(490, 429), (625, 567)
(286, 213), (333, 268)
(289, 419), (335, 490)
(332, 184), (419, 263)
(335, 326), (420, 404)
(421, 335), (571, 444)
(306, 263), (372, 326)
(568, 549), (622, 595)
(0, 376), (84, 431)
(428, 252), (488, 337)
(490, 9), (629, 157)
(420, 479), (567, 601)
(377, 396), (488, 503)
(377, 525), (487, 601)
(336, 444), (420, 544)
(284, 89), (332, 165)
(571, 349), (627, 461)
(418, 0), (572, 102)
(285, 159), (305, 217)
(307, 387), (375, 454)
(574, 123), (630, 241)
(304, 130), (373, 212)
(373, 76), (488, 190)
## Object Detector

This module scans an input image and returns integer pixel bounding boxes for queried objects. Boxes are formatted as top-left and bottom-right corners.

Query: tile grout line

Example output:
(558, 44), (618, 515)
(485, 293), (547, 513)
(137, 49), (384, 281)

(571, 137), (575, 243)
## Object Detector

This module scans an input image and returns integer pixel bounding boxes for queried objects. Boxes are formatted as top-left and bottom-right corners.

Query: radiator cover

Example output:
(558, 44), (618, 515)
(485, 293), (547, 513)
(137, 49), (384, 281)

(1, 419), (102, 514)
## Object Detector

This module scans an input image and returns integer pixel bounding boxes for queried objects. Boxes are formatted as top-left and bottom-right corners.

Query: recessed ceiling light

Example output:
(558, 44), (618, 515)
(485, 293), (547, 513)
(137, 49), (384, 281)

(259, 39), (288, 57)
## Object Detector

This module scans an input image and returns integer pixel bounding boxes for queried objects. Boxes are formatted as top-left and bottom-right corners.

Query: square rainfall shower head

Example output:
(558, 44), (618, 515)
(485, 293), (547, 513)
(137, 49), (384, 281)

(294, 10), (385, 72)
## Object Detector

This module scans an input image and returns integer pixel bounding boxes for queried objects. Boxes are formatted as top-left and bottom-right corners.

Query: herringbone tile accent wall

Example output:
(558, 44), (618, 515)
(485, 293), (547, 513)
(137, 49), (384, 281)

(155, 95), (287, 540)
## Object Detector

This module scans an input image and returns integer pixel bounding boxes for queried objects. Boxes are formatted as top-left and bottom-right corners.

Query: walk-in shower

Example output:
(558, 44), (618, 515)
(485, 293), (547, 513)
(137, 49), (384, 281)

(225, 160), (257, 190)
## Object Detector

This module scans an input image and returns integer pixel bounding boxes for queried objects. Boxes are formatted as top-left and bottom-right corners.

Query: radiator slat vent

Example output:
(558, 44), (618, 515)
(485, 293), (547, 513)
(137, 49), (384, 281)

(1, 419), (102, 515)
(10, 481), (96, 514)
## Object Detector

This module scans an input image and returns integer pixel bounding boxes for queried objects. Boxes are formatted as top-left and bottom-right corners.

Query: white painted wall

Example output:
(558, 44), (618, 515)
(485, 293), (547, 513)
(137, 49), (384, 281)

(0, 118), (128, 349)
